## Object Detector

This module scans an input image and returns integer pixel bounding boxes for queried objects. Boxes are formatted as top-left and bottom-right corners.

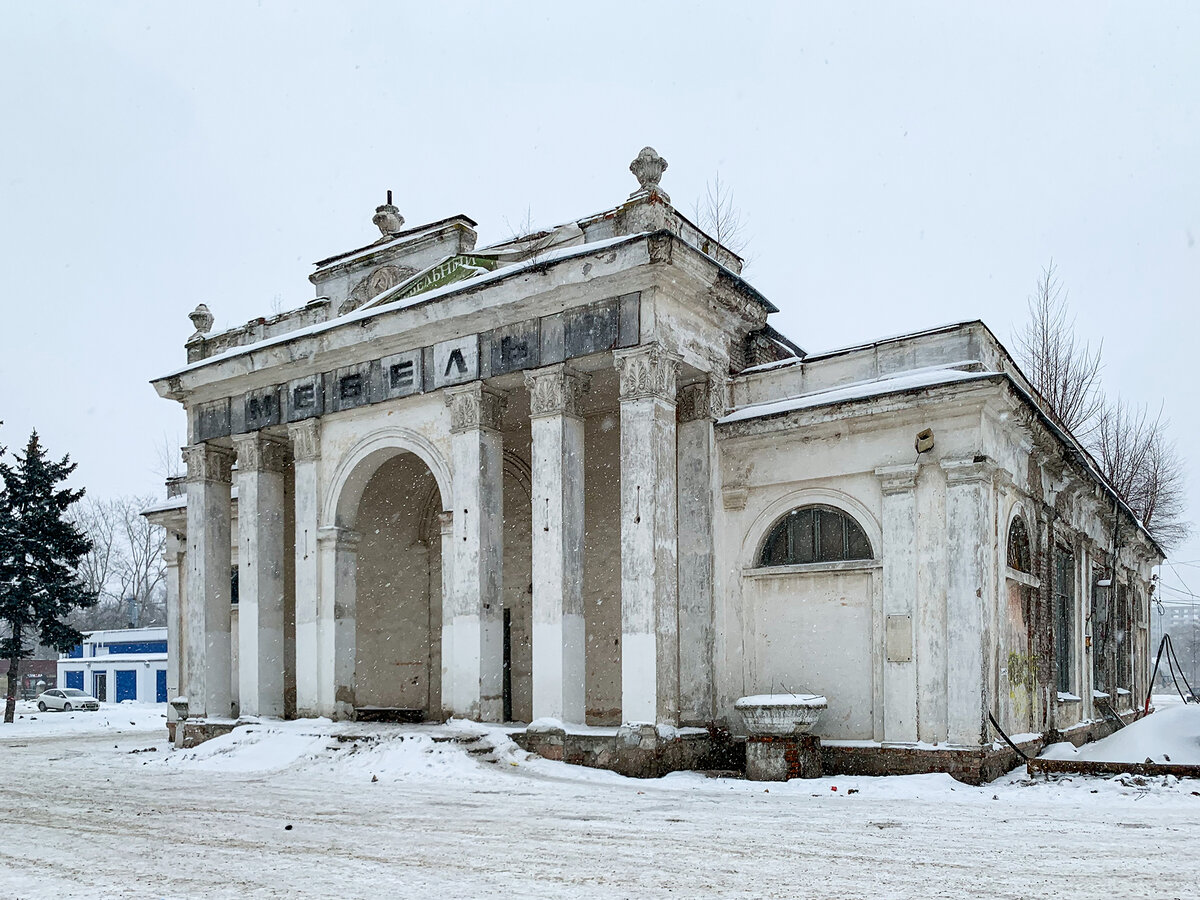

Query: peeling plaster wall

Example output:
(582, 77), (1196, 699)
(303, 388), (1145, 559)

(582, 410), (622, 725)
(715, 395), (992, 747)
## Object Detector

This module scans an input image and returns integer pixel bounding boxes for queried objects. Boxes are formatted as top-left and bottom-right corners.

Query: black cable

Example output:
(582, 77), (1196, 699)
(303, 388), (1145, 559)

(1165, 633), (1196, 701)
(987, 712), (1031, 762)
(1145, 634), (1170, 711)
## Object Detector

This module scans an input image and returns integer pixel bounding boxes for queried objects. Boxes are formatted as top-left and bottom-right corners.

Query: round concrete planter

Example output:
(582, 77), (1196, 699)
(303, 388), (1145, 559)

(735, 694), (827, 736)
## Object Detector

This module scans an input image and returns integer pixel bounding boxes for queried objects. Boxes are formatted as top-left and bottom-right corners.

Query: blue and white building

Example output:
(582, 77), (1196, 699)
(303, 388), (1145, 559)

(58, 627), (169, 704)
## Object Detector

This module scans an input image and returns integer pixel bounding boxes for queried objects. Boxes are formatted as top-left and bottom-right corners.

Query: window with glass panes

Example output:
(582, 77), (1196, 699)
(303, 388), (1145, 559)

(759, 506), (873, 567)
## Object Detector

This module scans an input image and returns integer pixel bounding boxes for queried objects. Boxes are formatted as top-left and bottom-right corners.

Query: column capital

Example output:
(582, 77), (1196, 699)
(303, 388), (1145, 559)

(287, 419), (321, 462)
(677, 378), (726, 423)
(524, 364), (590, 418)
(445, 382), (506, 433)
(183, 443), (234, 484)
(875, 463), (919, 495)
(940, 456), (998, 485)
(233, 433), (288, 473)
(437, 510), (454, 535)
(613, 343), (681, 403)
(316, 526), (362, 552)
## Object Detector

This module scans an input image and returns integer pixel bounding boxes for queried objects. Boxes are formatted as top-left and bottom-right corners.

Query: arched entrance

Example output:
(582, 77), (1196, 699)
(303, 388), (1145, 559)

(353, 452), (444, 718)
(326, 432), (452, 721)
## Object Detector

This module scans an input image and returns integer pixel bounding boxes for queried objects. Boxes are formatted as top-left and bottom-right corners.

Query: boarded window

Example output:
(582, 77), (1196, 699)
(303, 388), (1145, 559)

(1090, 567), (1109, 693)
(1115, 584), (1131, 694)
(1007, 517), (1031, 573)
(759, 506), (873, 567)
(1054, 545), (1075, 694)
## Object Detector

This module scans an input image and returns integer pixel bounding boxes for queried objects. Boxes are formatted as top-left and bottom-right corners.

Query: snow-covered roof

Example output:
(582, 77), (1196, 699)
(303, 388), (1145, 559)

(311, 215), (478, 272)
(719, 365), (994, 425)
(156, 232), (648, 381)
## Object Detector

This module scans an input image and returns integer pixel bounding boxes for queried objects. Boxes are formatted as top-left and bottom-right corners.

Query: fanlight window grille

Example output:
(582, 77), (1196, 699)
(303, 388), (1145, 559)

(1007, 516), (1032, 573)
(759, 505), (873, 567)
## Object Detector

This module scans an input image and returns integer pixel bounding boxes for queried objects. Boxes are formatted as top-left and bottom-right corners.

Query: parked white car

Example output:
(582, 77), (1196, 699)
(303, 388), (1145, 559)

(36, 688), (100, 712)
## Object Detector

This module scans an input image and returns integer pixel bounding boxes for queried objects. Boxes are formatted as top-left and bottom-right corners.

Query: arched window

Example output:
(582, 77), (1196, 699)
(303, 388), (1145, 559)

(759, 505), (873, 567)
(1007, 517), (1031, 573)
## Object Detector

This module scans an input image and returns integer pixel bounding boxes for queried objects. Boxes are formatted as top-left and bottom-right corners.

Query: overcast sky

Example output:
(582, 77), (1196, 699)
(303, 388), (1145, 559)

(2, 2), (1197, 597)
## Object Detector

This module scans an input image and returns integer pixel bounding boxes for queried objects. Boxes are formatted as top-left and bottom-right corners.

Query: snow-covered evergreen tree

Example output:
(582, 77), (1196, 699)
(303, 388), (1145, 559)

(0, 431), (97, 723)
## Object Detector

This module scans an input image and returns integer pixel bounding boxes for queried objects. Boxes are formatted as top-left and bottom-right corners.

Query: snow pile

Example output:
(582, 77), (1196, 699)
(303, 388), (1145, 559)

(0, 700), (166, 737)
(1040, 700), (1200, 765)
(163, 718), (531, 783)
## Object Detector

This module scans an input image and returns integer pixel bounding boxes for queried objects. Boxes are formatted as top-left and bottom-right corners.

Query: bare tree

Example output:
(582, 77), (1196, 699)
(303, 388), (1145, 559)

(1014, 262), (1188, 550)
(1013, 261), (1103, 435)
(499, 207), (558, 262)
(693, 171), (749, 259)
(1091, 400), (1190, 550)
(70, 496), (166, 631)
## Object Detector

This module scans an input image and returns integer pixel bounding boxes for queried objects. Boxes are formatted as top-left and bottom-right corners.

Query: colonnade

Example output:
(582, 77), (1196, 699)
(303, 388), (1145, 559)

(170, 343), (720, 727)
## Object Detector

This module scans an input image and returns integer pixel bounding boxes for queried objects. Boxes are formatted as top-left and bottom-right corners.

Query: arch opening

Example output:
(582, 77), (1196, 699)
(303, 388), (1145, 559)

(349, 450), (445, 719)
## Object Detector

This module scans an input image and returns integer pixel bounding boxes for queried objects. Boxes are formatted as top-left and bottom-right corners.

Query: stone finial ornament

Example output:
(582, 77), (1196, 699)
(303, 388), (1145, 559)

(187, 303), (214, 341)
(372, 189), (405, 236)
(629, 146), (669, 202)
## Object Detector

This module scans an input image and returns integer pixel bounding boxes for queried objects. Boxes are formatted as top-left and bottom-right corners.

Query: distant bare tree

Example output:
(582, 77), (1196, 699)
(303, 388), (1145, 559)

(501, 207), (557, 262)
(1091, 400), (1190, 550)
(693, 172), (749, 259)
(70, 496), (166, 631)
(154, 433), (184, 483)
(1013, 262), (1103, 436)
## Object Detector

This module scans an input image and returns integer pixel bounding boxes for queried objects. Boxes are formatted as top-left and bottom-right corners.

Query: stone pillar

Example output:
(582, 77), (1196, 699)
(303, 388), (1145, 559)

(317, 526), (360, 720)
(445, 383), (506, 721)
(288, 420), (321, 717)
(613, 343), (681, 725)
(676, 379), (721, 726)
(183, 443), (234, 720)
(525, 364), (588, 724)
(437, 509), (455, 718)
(876, 464), (920, 744)
(942, 457), (995, 746)
(233, 434), (288, 718)
(163, 530), (185, 733)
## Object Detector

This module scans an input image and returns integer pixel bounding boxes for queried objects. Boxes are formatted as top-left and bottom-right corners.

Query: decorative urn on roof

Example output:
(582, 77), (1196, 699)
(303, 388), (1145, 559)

(187, 303), (213, 342)
(629, 146), (670, 202)
(372, 189), (405, 237)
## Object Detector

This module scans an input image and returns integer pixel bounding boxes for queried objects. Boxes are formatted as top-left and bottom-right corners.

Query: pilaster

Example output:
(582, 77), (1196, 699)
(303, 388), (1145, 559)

(613, 343), (681, 725)
(676, 378), (720, 725)
(288, 419), (321, 717)
(941, 456), (997, 746)
(163, 531), (186, 728)
(875, 464), (919, 743)
(317, 526), (360, 720)
(183, 442), (234, 720)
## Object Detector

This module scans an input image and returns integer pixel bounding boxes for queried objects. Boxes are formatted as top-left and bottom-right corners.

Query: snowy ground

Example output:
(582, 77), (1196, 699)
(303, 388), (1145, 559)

(0, 699), (1197, 899)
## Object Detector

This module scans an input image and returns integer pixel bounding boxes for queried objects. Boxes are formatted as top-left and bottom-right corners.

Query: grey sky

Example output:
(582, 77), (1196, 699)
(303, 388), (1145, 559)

(2, 3), (1197, 593)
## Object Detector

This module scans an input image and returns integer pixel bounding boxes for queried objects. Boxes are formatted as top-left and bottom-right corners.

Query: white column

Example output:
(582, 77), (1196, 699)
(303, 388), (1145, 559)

(288, 420), (321, 718)
(445, 383), (506, 721)
(613, 343), (681, 725)
(163, 530), (185, 725)
(317, 526), (360, 720)
(525, 364), (588, 724)
(942, 457), (995, 746)
(876, 464), (920, 744)
(437, 509), (455, 717)
(676, 379), (720, 726)
(233, 434), (288, 718)
(183, 443), (234, 720)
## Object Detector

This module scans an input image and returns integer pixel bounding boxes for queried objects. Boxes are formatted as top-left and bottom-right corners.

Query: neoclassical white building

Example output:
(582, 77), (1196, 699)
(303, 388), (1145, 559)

(148, 149), (1161, 778)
